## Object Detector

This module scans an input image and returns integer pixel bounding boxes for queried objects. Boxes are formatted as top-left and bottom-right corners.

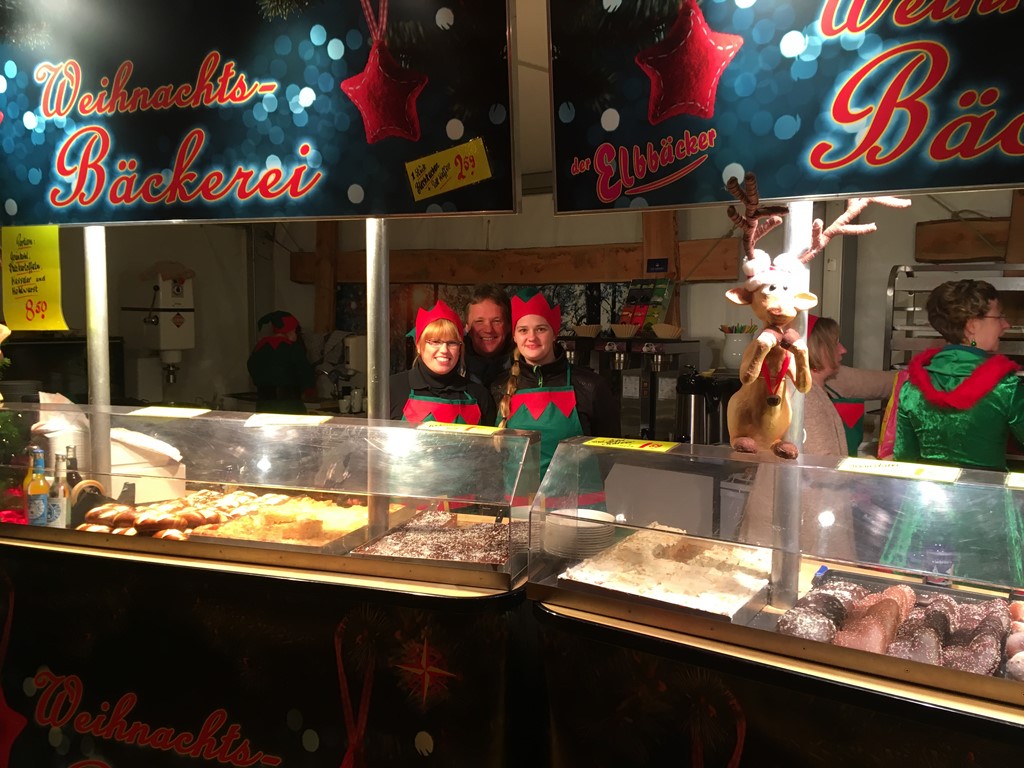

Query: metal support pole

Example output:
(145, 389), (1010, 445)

(366, 218), (389, 535)
(84, 225), (111, 477)
(772, 199), (813, 608)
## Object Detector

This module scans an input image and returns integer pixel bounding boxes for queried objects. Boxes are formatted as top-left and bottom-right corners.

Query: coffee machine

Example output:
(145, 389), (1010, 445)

(560, 336), (631, 404)
(618, 339), (701, 440)
(677, 369), (742, 445)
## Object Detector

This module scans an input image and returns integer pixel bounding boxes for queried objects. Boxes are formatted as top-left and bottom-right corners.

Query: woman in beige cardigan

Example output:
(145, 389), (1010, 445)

(738, 316), (895, 563)
(804, 315), (896, 456)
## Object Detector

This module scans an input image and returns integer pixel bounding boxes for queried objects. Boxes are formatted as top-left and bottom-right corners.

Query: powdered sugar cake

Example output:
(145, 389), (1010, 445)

(559, 524), (771, 620)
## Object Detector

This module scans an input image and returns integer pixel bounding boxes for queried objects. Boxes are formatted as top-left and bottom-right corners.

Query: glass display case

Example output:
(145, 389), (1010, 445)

(0, 401), (539, 591)
(527, 436), (1024, 709)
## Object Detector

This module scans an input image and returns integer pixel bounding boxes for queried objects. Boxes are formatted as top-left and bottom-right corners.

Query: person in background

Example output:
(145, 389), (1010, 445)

(464, 283), (514, 387)
(739, 315), (896, 564)
(390, 300), (496, 426)
(247, 311), (315, 414)
(893, 279), (1022, 469)
(883, 279), (1024, 583)
(805, 315), (895, 457)
(495, 290), (619, 477)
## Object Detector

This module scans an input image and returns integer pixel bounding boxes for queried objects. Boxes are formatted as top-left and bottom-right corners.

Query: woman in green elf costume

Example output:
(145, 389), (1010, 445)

(882, 279), (1024, 585)
(494, 291), (619, 479)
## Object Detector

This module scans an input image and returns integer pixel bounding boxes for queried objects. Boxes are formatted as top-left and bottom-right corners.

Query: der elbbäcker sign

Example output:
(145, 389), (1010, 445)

(549, 0), (1023, 212)
(0, 0), (515, 225)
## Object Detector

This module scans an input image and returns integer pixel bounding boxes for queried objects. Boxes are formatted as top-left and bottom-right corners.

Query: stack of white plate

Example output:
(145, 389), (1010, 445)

(543, 508), (615, 558)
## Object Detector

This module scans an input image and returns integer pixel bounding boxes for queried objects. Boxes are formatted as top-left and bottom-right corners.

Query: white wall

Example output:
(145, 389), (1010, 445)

(53, 223), (251, 406)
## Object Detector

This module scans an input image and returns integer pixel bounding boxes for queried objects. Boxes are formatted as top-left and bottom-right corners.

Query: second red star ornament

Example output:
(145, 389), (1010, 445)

(635, 0), (744, 124)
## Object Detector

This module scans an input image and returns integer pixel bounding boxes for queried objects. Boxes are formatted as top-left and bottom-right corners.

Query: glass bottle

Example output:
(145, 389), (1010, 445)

(65, 445), (83, 489)
(25, 449), (50, 526)
(47, 453), (69, 528)
(21, 446), (40, 494)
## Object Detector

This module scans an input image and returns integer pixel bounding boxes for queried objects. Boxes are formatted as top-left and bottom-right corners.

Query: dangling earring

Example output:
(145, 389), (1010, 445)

(970, 338), (977, 347)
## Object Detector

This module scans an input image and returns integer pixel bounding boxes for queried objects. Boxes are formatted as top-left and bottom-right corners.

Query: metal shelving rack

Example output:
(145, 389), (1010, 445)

(884, 263), (1024, 369)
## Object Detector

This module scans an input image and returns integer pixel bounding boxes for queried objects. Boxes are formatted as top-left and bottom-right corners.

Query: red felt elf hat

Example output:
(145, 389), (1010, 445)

(413, 300), (463, 344)
(511, 291), (561, 335)
(807, 314), (819, 335)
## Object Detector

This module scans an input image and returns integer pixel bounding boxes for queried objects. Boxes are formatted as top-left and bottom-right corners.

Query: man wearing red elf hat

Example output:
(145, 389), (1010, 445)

(389, 300), (496, 426)
(495, 290), (619, 477)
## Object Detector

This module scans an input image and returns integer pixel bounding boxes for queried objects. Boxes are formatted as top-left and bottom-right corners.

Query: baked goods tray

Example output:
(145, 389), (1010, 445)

(812, 567), (1011, 605)
(188, 525), (372, 555)
(346, 513), (529, 573)
(554, 577), (769, 625)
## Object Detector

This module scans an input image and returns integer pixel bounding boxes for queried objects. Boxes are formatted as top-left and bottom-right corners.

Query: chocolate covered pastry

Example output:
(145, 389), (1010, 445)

(777, 607), (836, 643)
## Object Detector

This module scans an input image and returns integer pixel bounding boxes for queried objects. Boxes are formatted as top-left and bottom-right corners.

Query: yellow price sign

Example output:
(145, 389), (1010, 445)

(405, 137), (492, 202)
(1, 225), (69, 331)
(583, 437), (679, 453)
(417, 421), (500, 435)
(837, 457), (960, 483)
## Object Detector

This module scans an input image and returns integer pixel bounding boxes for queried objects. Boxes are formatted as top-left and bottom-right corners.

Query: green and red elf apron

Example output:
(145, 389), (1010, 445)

(825, 383), (864, 456)
(402, 392), (482, 425)
(504, 367), (583, 478)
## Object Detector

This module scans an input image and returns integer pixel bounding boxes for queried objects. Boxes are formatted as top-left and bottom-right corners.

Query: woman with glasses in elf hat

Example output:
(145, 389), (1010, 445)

(881, 279), (1024, 584)
(389, 300), (496, 426)
(495, 291), (619, 477)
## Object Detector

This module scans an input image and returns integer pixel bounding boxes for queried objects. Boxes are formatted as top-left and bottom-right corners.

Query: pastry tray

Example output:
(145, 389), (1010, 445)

(186, 503), (422, 555)
(811, 567), (1012, 605)
(188, 525), (372, 555)
(348, 512), (528, 572)
(553, 531), (772, 624)
(553, 577), (769, 625)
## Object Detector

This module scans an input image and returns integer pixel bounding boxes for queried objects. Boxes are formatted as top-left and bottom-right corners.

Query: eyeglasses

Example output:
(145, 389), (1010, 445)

(981, 314), (1007, 321)
(425, 340), (462, 350)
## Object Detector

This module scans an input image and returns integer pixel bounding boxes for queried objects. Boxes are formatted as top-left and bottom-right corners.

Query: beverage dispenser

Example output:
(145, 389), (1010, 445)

(120, 262), (196, 399)
(619, 339), (701, 440)
(676, 369), (742, 445)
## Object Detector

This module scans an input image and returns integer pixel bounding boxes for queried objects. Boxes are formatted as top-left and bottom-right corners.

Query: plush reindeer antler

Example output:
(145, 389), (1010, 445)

(797, 195), (912, 263)
(725, 172), (789, 261)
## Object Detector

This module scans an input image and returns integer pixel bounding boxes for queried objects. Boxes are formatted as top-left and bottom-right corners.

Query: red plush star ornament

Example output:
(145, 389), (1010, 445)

(341, 41), (428, 144)
(635, 0), (743, 124)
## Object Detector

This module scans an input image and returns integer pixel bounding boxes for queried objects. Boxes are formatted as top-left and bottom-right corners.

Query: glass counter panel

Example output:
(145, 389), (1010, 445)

(0, 402), (539, 588)
(528, 437), (1024, 702)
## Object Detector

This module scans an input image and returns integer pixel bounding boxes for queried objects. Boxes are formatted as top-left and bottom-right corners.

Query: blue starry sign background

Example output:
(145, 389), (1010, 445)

(549, 0), (1024, 213)
(0, 0), (515, 226)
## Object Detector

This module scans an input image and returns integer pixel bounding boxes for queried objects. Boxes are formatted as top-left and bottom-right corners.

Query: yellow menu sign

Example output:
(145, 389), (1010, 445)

(837, 457), (960, 483)
(583, 437), (679, 453)
(405, 137), (492, 202)
(1, 226), (69, 331)
(417, 421), (499, 435)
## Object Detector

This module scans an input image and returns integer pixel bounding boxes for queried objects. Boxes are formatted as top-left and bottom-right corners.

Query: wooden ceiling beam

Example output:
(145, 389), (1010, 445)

(291, 238), (740, 286)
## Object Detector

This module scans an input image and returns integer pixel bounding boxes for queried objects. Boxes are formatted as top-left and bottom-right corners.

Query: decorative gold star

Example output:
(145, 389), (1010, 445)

(395, 637), (458, 709)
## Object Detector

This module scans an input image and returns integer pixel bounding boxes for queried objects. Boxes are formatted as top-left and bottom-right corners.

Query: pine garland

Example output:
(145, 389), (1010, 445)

(551, 0), (682, 114)
(257, 0), (320, 21)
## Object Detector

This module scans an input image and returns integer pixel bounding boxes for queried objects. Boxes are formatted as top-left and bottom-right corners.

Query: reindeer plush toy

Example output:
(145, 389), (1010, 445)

(724, 172), (910, 459)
